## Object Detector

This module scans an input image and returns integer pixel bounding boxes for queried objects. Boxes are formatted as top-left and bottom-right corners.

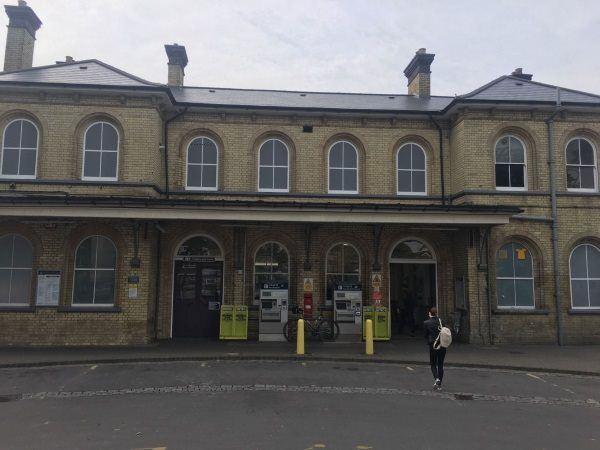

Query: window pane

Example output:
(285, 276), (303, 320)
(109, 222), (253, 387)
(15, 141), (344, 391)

(495, 137), (510, 163)
(329, 168), (343, 191)
(412, 170), (425, 193)
(187, 165), (202, 187)
(509, 164), (525, 187)
(2, 148), (19, 175)
(0, 269), (11, 303)
(509, 137), (525, 163)
(580, 167), (595, 189)
(259, 142), (273, 165)
(571, 280), (589, 308)
(496, 244), (514, 277)
(100, 151), (117, 178)
(85, 123), (102, 150)
(515, 279), (534, 307)
(96, 237), (116, 269)
(272, 244), (289, 274)
(329, 143), (343, 167)
(513, 247), (532, 277)
(567, 166), (580, 189)
(76, 237), (95, 268)
(580, 140), (595, 165)
(188, 139), (203, 164)
(327, 245), (343, 274)
(12, 235), (32, 267)
(570, 245), (588, 278)
(177, 237), (221, 257)
(588, 245), (600, 278)
(412, 146), (425, 169)
(343, 169), (357, 192)
(273, 141), (287, 166)
(590, 281), (600, 307)
(495, 164), (510, 187)
(19, 149), (36, 175)
(3, 121), (21, 147)
(20, 121), (37, 148)
(101, 124), (118, 151)
(398, 170), (411, 192)
(397, 146), (411, 169)
(566, 140), (580, 164)
(343, 144), (357, 168)
(0, 235), (11, 266)
(259, 166), (273, 189)
(83, 151), (101, 178)
(497, 279), (515, 307)
(202, 165), (217, 188)
(10, 268), (31, 303)
(343, 246), (360, 274)
(203, 141), (217, 164)
(273, 167), (287, 190)
(94, 270), (115, 304)
(73, 270), (95, 304)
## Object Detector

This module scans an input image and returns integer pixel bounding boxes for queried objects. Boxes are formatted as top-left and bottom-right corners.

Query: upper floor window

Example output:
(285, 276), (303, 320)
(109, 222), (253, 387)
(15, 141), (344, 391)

(72, 236), (116, 306)
(328, 141), (358, 194)
(495, 135), (526, 190)
(495, 242), (534, 308)
(566, 138), (597, 191)
(397, 143), (426, 195)
(82, 122), (119, 181)
(258, 138), (288, 192)
(569, 244), (600, 309)
(186, 136), (218, 191)
(0, 233), (33, 305)
(1, 118), (38, 179)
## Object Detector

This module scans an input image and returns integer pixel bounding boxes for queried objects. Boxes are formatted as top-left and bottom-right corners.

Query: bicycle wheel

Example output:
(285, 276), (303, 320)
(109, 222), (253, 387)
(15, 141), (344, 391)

(319, 320), (339, 341)
(283, 321), (297, 343)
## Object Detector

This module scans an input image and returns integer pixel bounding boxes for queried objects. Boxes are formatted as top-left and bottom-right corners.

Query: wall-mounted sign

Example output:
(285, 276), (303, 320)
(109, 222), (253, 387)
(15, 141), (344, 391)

(371, 273), (382, 291)
(36, 270), (60, 306)
(128, 275), (139, 299)
(303, 278), (314, 293)
(335, 284), (362, 291)
(262, 282), (288, 290)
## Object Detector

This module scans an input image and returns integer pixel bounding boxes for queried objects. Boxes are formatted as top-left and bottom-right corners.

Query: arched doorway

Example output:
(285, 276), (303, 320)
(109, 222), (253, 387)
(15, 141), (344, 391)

(389, 239), (437, 337)
(172, 235), (224, 338)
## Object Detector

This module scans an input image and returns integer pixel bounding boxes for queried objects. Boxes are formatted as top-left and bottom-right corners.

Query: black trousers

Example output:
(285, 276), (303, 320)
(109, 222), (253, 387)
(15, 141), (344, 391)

(428, 344), (446, 383)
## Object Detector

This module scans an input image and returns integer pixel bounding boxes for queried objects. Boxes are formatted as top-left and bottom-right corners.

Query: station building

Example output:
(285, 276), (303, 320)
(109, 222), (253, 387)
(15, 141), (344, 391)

(0, 1), (598, 346)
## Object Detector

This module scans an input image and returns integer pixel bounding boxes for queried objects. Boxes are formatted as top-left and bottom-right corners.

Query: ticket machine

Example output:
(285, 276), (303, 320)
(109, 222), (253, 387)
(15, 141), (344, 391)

(259, 282), (288, 341)
(333, 284), (363, 335)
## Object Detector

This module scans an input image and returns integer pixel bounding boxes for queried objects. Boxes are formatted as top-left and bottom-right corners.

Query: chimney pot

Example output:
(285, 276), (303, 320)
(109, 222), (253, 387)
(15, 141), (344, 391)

(165, 43), (188, 86)
(65, 56), (74, 63)
(3, 0), (42, 71)
(403, 48), (435, 97)
(511, 67), (533, 81)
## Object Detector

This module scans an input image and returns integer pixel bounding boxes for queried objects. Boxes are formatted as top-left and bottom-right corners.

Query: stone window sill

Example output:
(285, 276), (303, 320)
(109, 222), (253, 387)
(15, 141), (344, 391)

(492, 308), (549, 315)
(57, 306), (121, 313)
(0, 306), (35, 312)
(568, 308), (600, 315)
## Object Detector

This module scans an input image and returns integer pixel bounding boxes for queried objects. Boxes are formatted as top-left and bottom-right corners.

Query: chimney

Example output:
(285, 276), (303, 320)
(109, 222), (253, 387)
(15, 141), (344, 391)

(3, 1), (42, 72)
(164, 43), (188, 86)
(511, 67), (533, 81)
(403, 48), (435, 97)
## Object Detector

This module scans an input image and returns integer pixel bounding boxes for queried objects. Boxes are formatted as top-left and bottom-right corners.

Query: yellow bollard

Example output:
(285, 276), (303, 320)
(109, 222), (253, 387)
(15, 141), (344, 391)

(365, 319), (374, 355)
(296, 319), (305, 355)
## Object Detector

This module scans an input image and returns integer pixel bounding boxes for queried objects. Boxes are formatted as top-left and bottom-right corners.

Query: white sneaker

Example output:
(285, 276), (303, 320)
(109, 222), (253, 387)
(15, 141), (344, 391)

(434, 379), (441, 390)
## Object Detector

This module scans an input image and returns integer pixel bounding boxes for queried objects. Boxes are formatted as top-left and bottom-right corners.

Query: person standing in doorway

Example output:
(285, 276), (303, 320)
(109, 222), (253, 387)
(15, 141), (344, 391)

(424, 306), (446, 390)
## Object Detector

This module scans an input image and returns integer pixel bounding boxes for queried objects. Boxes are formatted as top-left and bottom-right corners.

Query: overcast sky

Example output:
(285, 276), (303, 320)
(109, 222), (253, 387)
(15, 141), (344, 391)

(4, 0), (600, 96)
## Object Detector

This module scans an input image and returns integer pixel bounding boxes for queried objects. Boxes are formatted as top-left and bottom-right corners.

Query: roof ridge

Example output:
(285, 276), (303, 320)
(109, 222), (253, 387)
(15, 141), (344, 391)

(0, 58), (97, 75)
(87, 59), (161, 87)
(457, 75), (510, 99)
(503, 75), (600, 100)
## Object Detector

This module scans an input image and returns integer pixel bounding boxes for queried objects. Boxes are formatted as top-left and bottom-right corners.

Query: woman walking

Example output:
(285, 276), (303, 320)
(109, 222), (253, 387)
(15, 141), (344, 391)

(424, 306), (446, 390)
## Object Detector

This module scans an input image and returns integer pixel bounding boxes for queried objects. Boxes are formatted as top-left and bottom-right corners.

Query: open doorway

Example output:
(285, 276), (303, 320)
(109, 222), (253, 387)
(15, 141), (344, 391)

(389, 239), (437, 337)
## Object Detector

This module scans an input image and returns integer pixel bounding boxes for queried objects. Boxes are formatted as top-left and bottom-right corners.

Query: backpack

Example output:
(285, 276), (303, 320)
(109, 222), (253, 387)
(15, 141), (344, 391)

(434, 318), (452, 349)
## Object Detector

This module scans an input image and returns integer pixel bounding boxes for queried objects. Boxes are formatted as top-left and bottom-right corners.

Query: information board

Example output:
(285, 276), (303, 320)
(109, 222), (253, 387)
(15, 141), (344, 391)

(36, 270), (61, 306)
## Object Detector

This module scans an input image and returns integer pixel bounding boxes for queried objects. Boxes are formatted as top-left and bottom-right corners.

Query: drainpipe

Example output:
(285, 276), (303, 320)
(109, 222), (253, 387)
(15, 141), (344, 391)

(163, 108), (188, 198)
(545, 88), (564, 346)
(430, 116), (446, 205)
(153, 223), (163, 340)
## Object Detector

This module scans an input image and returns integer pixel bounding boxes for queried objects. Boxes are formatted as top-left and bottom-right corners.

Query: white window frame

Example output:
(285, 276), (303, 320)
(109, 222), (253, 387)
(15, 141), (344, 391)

(328, 140), (359, 194)
(565, 138), (598, 193)
(0, 118), (39, 180)
(397, 143), (427, 196)
(494, 135), (528, 192)
(495, 242), (535, 309)
(258, 138), (289, 193)
(185, 136), (219, 191)
(81, 121), (119, 182)
(0, 233), (33, 306)
(569, 243), (600, 309)
(71, 235), (117, 307)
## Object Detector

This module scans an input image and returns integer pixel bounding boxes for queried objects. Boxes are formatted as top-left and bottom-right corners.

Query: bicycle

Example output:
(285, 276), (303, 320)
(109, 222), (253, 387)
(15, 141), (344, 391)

(283, 309), (340, 342)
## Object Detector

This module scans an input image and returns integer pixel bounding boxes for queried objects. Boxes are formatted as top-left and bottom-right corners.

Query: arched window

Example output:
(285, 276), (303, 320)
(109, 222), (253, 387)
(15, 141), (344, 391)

(186, 136), (218, 190)
(495, 135), (526, 190)
(328, 141), (358, 194)
(258, 138), (288, 192)
(72, 236), (116, 305)
(397, 143), (426, 195)
(495, 242), (534, 308)
(0, 233), (33, 305)
(566, 138), (597, 191)
(390, 239), (435, 261)
(82, 122), (119, 181)
(176, 235), (222, 259)
(254, 242), (289, 302)
(1, 118), (38, 178)
(569, 244), (600, 309)
(326, 243), (360, 303)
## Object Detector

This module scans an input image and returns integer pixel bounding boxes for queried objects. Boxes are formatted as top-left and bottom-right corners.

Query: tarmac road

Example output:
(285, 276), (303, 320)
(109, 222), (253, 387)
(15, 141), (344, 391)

(0, 360), (599, 450)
